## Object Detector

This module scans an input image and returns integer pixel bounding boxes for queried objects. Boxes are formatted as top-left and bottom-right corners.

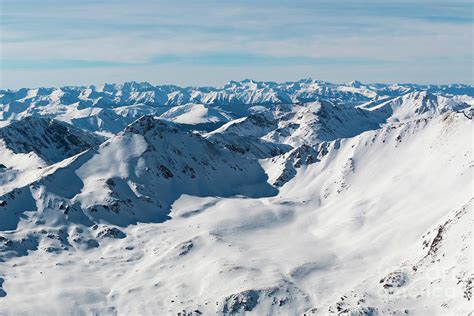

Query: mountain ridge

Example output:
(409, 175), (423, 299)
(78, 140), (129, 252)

(0, 79), (471, 315)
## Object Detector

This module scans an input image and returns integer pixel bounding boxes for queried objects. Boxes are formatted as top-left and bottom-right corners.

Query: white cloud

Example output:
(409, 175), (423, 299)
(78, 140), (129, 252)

(0, 0), (472, 87)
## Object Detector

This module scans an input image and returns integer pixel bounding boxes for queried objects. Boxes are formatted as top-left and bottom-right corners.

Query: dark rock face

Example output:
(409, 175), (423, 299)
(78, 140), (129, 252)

(222, 290), (260, 314)
(125, 116), (179, 135)
(93, 225), (126, 239)
(159, 165), (174, 179)
(0, 117), (103, 163)
(0, 234), (39, 260)
(177, 240), (194, 257)
(221, 282), (309, 315)
(380, 271), (407, 289)
(0, 277), (6, 297)
(273, 144), (319, 187)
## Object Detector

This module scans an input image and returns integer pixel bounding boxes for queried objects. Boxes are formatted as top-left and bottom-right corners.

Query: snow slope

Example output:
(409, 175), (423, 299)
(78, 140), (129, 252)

(159, 103), (235, 125)
(0, 80), (472, 315)
(358, 91), (470, 123)
(0, 117), (103, 196)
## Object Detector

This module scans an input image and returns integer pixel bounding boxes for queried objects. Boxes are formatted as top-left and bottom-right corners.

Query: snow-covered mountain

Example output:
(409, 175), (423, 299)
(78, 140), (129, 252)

(0, 117), (103, 196)
(159, 103), (235, 125)
(358, 91), (471, 123)
(1, 79), (472, 135)
(0, 117), (103, 164)
(0, 79), (472, 315)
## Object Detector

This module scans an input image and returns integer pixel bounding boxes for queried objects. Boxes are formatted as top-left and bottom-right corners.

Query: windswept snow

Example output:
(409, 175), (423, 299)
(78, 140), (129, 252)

(0, 79), (472, 315)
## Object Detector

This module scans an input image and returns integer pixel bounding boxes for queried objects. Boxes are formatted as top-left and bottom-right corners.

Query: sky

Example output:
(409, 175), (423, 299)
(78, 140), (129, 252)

(0, 0), (473, 88)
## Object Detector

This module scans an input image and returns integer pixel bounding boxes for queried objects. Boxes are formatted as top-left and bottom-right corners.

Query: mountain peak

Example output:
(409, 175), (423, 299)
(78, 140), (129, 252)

(124, 115), (179, 135)
(348, 80), (363, 88)
(0, 116), (102, 164)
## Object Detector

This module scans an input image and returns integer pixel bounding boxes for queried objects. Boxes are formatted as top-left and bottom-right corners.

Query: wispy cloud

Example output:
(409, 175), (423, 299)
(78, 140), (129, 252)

(0, 0), (472, 88)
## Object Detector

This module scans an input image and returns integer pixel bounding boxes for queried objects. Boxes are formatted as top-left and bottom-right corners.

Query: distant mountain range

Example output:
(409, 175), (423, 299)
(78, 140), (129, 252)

(2, 79), (472, 110)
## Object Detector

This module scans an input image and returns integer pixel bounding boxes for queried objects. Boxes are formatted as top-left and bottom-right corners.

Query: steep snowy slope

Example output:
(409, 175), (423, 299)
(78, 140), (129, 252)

(73, 116), (276, 225)
(208, 99), (383, 150)
(206, 132), (292, 159)
(0, 117), (103, 196)
(358, 91), (470, 123)
(0, 80), (472, 315)
(209, 111), (278, 138)
(0, 117), (102, 164)
(0, 116), (276, 230)
(264, 100), (381, 146)
(280, 112), (473, 315)
(205, 111), (293, 159)
(56, 105), (149, 137)
(261, 144), (319, 187)
(0, 107), (470, 315)
(159, 103), (234, 125)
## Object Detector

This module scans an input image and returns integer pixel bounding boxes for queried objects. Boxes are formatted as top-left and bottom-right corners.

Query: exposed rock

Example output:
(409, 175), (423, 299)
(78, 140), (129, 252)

(380, 271), (407, 289)
(93, 225), (126, 239)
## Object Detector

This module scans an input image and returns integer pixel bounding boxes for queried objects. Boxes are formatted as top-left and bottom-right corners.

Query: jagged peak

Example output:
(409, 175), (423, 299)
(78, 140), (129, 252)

(347, 80), (363, 88)
(1, 116), (95, 135)
(124, 115), (180, 135)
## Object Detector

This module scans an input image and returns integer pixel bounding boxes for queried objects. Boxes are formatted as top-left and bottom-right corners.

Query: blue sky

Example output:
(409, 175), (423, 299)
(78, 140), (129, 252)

(0, 0), (472, 88)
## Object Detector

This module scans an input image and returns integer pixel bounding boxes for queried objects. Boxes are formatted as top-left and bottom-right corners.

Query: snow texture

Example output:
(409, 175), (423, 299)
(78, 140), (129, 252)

(0, 79), (472, 315)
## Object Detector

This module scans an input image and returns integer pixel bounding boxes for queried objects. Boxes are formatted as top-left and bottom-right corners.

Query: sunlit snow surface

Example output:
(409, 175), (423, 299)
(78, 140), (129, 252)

(0, 80), (472, 315)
